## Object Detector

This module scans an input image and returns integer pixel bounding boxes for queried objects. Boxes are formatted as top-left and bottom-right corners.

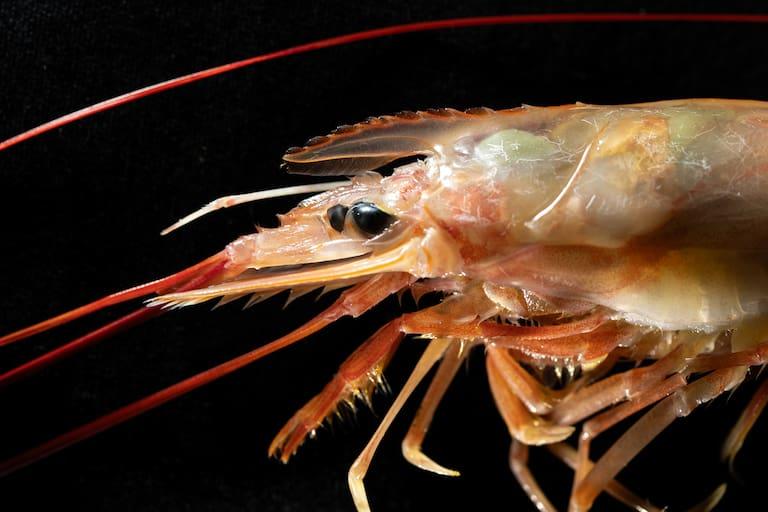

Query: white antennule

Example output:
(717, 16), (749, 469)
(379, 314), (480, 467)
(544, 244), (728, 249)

(161, 181), (350, 235)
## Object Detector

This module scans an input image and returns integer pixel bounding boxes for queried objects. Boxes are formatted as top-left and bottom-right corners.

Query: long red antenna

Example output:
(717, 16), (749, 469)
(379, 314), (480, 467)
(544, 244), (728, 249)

(0, 278), (379, 477)
(0, 257), (229, 387)
(0, 252), (225, 347)
(0, 311), (329, 476)
(2, 13), (767, 153)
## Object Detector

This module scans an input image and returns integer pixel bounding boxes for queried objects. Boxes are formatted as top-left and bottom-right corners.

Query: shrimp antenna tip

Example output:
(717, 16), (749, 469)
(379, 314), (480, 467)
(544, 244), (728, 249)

(160, 181), (349, 235)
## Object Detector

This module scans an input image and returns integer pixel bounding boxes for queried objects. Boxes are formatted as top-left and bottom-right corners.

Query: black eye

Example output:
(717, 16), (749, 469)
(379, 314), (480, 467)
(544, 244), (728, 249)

(326, 204), (348, 232)
(350, 202), (396, 236)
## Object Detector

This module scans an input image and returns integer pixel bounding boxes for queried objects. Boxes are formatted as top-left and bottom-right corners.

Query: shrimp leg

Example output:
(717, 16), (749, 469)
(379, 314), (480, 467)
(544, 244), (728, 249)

(683, 339), (768, 469)
(486, 345), (560, 415)
(721, 376), (768, 467)
(550, 332), (718, 425)
(547, 443), (661, 512)
(401, 340), (469, 477)
(573, 374), (686, 493)
(509, 440), (557, 512)
(269, 320), (405, 461)
(270, 283), (480, 461)
(348, 337), (451, 512)
(489, 321), (635, 362)
(570, 366), (748, 512)
(486, 348), (574, 445)
(688, 341), (768, 372)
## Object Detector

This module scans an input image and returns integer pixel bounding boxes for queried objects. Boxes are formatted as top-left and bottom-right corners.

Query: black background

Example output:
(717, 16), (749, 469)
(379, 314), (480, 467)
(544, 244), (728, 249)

(2, 1), (768, 511)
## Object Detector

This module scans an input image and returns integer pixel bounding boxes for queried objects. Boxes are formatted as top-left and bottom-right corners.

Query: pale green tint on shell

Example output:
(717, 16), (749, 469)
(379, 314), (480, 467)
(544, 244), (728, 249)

(667, 109), (734, 146)
(476, 128), (558, 165)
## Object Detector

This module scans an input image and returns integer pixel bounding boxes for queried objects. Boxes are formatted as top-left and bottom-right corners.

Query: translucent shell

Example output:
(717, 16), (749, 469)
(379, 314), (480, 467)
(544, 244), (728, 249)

(282, 99), (768, 330)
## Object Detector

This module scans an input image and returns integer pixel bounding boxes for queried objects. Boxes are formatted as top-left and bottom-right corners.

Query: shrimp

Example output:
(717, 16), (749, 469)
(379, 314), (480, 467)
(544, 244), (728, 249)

(3, 10), (768, 512)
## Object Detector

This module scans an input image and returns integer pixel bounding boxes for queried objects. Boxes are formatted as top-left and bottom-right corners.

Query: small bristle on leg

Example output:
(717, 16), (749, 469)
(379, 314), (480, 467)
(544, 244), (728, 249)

(268, 321), (405, 462)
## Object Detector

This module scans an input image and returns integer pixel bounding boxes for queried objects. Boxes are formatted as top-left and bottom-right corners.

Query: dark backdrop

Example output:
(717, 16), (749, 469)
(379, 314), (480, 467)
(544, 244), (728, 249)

(2, 1), (768, 511)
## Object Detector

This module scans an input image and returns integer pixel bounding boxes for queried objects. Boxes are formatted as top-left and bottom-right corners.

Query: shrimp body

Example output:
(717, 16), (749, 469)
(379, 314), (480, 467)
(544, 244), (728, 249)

(257, 100), (768, 333)
(7, 100), (768, 512)
(128, 100), (768, 511)
(127, 100), (768, 510)
(5, 10), (768, 512)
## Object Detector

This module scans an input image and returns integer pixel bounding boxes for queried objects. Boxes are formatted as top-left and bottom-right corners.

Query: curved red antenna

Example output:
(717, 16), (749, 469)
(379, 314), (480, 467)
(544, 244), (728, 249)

(2, 12), (767, 153)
